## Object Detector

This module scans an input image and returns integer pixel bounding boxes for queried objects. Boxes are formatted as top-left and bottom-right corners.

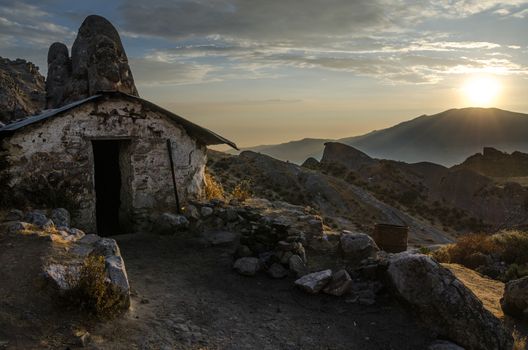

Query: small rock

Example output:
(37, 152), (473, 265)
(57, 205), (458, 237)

(277, 240), (294, 251)
(235, 245), (253, 258)
(7, 221), (31, 234)
(200, 206), (214, 217)
(5, 209), (24, 221)
(24, 211), (53, 229)
(203, 230), (238, 246)
(267, 263), (288, 279)
(183, 205), (200, 220)
(428, 340), (465, 350)
(233, 257), (260, 276)
(294, 269), (332, 294)
(323, 269), (352, 296)
(280, 251), (293, 265)
(51, 208), (70, 227)
(225, 208), (239, 222)
(288, 254), (307, 277)
(75, 331), (91, 347)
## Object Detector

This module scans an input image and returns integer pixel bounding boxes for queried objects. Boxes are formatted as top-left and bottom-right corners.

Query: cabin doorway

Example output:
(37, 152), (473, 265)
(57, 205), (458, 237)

(92, 139), (131, 236)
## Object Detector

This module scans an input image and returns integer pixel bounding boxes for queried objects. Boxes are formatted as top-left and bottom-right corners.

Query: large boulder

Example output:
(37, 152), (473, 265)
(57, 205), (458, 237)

(500, 276), (528, 318)
(51, 208), (71, 228)
(154, 213), (189, 235)
(294, 270), (332, 294)
(387, 253), (513, 350)
(339, 232), (379, 263)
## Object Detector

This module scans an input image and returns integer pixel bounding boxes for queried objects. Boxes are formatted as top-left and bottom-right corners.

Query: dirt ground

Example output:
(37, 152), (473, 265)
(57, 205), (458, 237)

(0, 230), (438, 350)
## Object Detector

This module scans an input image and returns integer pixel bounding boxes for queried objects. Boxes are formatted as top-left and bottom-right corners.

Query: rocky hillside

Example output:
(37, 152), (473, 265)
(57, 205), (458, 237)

(207, 150), (453, 246)
(454, 147), (528, 178)
(0, 57), (45, 125)
(316, 142), (528, 232)
(238, 107), (528, 166)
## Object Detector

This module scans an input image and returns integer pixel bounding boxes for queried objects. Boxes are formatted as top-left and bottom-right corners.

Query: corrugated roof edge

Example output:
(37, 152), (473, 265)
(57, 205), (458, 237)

(0, 91), (238, 150)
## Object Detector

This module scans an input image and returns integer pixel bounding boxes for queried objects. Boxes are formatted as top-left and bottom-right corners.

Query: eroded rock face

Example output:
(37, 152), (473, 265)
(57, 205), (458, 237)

(46, 42), (71, 109)
(0, 57), (45, 123)
(387, 253), (512, 350)
(45, 15), (138, 108)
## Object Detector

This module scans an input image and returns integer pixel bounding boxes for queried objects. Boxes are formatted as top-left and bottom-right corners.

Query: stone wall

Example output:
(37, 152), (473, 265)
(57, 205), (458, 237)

(0, 96), (206, 232)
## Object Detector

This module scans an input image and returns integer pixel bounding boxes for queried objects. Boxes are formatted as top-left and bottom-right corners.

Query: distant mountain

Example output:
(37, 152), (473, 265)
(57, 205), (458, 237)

(238, 108), (528, 166)
(0, 57), (45, 124)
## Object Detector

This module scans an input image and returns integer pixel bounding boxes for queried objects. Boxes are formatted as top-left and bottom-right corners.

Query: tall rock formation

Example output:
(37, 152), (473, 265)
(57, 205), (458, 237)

(0, 57), (46, 124)
(46, 15), (138, 108)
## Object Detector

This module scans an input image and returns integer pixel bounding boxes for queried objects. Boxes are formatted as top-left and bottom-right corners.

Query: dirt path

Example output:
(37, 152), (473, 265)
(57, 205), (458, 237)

(1, 231), (436, 349)
(89, 233), (435, 349)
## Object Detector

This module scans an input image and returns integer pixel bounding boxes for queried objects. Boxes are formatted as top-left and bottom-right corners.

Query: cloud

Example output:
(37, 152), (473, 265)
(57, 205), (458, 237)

(0, 2), (74, 49)
(129, 57), (216, 85)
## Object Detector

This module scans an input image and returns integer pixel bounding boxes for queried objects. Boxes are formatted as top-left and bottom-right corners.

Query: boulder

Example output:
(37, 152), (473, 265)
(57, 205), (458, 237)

(105, 255), (131, 308)
(200, 206), (214, 217)
(78, 234), (101, 245)
(500, 276), (528, 318)
(387, 253), (513, 350)
(323, 269), (352, 296)
(288, 254), (307, 277)
(294, 269), (332, 294)
(267, 263), (288, 279)
(233, 257), (260, 276)
(43, 263), (82, 290)
(92, 238), (121, 257)
(154, 213), (189, 235)
(339, 232), (379, 263)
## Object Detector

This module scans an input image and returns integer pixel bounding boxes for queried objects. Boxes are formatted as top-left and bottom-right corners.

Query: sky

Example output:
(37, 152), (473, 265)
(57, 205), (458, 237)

(1, 0), (528, 148)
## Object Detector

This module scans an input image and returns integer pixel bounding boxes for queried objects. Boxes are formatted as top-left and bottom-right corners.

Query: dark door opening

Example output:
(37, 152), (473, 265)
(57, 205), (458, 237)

(92, 140), (123, 236)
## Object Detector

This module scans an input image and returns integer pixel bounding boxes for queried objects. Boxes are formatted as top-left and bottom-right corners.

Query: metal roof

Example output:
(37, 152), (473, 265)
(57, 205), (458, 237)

(0, 91), (238, 150)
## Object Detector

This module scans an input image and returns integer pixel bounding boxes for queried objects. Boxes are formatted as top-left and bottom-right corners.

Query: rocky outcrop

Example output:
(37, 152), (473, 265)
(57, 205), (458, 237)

(0, 57), (45, 124)
(387, 253), (513, 350)
(45, 15), (138, 109)
(500, 276), (528, 318)
(339, 232), (379, 263)
(455, 147), (528, 178)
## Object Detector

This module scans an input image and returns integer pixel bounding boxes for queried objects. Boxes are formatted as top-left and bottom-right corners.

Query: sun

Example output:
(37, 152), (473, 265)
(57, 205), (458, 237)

(461, 76), (502, 107)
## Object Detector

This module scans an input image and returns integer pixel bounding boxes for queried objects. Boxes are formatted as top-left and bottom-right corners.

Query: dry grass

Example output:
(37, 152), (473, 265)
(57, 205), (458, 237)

(433, 230), (528, 281)
(204, 172), (225, 201)
(64, 256), (125, 318)
(232, 179), (252, 202)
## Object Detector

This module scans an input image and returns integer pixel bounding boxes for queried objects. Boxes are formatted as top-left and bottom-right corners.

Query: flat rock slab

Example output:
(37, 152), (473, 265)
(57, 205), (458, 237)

(295, 269), (332, 294)
(203, 231), (239, 246)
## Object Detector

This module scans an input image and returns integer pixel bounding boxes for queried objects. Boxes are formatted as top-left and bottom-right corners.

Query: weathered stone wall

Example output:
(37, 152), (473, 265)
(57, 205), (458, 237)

(0, 96), (206, 232)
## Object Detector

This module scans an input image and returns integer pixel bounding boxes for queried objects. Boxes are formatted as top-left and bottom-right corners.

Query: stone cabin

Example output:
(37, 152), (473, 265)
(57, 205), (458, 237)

(0, 91), (237, 234)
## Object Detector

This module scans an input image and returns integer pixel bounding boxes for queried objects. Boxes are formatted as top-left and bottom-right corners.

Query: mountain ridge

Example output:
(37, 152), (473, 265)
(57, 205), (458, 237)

(236, 107), (528, 166)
